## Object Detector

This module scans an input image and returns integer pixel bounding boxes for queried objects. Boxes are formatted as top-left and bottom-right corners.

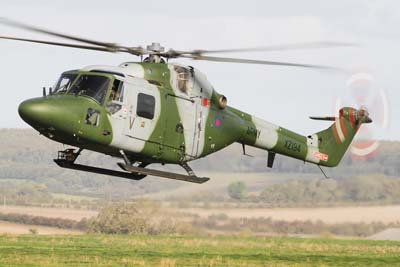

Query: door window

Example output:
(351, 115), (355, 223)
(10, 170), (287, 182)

(106, 80), (125, 114)
(109, 80), (124, 102)
(136, 93), (155, 119)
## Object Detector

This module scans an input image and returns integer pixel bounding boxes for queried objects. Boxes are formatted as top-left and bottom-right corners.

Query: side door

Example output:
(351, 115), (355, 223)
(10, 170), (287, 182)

(106, 78), (127, 120)
(191, 97), (204, 157)
(77, 74), (113, 144)
(163, 93), (203, 160)
(104, 78), (129, 144)
(123, 83), (160, 146)
(163, 94), (187, 159)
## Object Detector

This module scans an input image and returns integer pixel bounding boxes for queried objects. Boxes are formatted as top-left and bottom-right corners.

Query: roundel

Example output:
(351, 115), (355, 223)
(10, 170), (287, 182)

(214, 116), (221, 128)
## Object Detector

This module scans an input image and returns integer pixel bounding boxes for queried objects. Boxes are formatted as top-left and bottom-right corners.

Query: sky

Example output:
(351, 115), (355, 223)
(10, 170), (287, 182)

(0, 0), (399, 141)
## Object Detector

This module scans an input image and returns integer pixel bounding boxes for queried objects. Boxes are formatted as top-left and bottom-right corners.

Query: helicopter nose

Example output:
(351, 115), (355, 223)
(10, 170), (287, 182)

(18, 98), (54, 129)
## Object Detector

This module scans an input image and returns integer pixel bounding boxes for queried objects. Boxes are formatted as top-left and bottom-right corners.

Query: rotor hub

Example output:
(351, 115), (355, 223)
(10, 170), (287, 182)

(146, 42), (165, 53)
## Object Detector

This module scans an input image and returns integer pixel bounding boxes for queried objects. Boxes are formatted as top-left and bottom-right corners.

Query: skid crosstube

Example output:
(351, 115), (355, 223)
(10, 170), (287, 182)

(117, 163), (210, 184)
(54, 159), (146, 180)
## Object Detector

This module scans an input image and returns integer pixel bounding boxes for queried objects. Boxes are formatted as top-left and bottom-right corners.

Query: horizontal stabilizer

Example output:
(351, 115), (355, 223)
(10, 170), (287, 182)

(309, 116), (337, 121)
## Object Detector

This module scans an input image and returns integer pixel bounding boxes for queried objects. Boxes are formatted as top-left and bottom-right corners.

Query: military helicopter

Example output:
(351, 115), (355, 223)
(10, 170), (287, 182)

(0, 18), (372, 183)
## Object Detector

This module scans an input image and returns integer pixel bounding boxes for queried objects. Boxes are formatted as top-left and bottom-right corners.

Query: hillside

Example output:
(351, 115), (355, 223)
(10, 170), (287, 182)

(0, 129), (399, 199)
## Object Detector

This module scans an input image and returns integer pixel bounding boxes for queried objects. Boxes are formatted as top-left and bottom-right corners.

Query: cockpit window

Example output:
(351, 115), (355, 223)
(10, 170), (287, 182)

(53, 73), (78, 93)
(69, 75), (110, 104)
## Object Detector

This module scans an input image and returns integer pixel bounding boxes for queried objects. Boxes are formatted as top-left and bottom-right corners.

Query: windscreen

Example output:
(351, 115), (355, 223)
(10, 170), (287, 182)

(69, 75), (110, 104)
(53, 73), (78, 94)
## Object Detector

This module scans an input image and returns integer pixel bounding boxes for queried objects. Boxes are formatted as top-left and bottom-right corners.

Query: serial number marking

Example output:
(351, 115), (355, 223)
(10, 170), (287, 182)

(284, 140), (301, 153)
(247, 127), (261, 139)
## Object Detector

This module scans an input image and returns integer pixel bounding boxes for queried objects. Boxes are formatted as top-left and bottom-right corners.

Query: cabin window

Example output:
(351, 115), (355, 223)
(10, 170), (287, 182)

(69, 75), (110, 104)
(174, 66), (191, 93)
(136, 93), (155, 120)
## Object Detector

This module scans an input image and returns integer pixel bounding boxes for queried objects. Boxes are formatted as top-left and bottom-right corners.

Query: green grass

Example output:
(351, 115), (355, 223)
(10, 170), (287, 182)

(0, 234), (399, 267)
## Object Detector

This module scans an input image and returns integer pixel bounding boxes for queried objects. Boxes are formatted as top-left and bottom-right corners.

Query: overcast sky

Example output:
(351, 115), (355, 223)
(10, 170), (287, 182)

(0, 0), (399, 141)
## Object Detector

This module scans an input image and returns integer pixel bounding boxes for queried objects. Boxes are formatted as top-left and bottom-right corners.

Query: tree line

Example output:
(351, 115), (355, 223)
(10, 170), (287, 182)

(227, 175), (400, 206)
(1, 200), (399, 237)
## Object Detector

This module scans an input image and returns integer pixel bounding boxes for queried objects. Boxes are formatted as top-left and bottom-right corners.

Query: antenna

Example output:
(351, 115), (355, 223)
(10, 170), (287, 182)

(318, 165), (329, 179)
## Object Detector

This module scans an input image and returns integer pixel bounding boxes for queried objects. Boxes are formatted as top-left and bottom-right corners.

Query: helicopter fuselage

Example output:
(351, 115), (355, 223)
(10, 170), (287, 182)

(19, 62), (245, 164)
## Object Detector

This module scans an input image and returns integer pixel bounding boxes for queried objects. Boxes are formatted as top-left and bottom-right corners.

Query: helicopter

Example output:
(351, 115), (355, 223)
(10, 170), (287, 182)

(0, 18), (372, 183)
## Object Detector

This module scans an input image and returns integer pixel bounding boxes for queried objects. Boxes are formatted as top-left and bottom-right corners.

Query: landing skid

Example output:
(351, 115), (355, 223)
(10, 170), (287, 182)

(54, 148), (210, 184)
(54, 159), (146, 180)
(117, 163), (210, 184)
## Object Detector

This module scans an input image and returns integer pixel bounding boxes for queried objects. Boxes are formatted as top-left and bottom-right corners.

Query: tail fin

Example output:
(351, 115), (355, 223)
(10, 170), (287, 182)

(310, 107), (372, 167)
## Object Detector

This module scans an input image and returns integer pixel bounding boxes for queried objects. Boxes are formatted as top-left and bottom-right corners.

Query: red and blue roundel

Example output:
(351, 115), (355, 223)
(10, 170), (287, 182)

(214, 116), (221, 128)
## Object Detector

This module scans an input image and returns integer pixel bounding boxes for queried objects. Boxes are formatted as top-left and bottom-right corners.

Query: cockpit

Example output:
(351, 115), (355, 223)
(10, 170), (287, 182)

(52, 71), (123, 107)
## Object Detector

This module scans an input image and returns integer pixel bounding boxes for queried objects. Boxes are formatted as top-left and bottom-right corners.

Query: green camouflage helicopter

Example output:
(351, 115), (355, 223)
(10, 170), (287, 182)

(0, 19), (372, 183)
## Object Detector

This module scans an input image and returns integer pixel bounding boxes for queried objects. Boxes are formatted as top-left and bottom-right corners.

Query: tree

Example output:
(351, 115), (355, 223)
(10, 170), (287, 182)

(87, 199), (196, 235)
(227, 181), (246, 200)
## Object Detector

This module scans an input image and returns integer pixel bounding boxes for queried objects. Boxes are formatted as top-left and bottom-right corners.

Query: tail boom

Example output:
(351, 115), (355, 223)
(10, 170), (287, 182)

(241, 107), (372, 168)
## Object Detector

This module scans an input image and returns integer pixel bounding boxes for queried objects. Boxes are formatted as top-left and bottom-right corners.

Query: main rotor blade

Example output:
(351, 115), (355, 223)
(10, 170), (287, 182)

(163, 41), (358, 58)
(0, 18), (145, 55)
(0, 36), (119, 53)
(182, 54), (346, 71)
(184, 41), (358, 55)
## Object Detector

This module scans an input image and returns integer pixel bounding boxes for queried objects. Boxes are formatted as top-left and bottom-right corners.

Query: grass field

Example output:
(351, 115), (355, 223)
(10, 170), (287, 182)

(0, 234), (399, 267)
